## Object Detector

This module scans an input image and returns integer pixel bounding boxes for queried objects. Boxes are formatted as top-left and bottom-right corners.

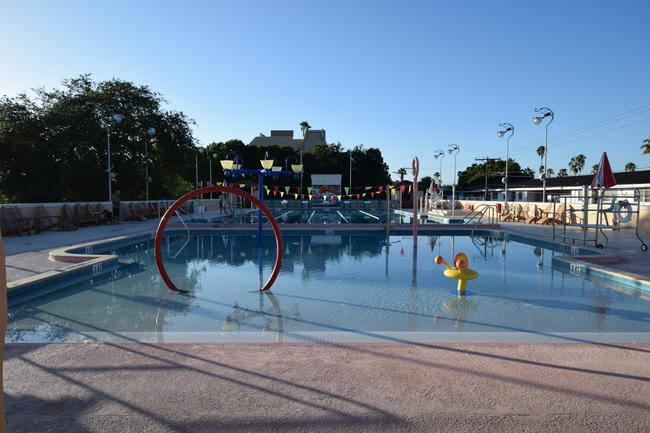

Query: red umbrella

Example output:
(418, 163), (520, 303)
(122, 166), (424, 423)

(590, 152), (617, 189)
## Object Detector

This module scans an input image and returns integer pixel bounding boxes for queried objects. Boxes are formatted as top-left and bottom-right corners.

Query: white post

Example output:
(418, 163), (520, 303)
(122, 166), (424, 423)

(107, 126), (112, 202)
(144, 136), (149, 201)
(452, 153), (457, 218)
(542, 124), (548, 202)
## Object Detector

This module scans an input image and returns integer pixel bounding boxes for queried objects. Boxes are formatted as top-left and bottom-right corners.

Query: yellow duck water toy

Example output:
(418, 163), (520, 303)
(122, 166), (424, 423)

(434, 253), (479, 295)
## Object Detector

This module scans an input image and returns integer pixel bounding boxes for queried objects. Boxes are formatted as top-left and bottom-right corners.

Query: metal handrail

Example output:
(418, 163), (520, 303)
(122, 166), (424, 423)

(463, 204), (497, 224)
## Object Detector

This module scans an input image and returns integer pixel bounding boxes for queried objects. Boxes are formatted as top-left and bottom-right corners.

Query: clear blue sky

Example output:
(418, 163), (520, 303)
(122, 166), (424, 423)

(2, 0), (649, 183)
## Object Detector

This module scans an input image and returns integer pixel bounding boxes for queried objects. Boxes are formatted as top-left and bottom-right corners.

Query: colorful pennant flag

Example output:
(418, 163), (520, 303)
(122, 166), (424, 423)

(285, 186), (290, 193)
(344, 187), (349, 195)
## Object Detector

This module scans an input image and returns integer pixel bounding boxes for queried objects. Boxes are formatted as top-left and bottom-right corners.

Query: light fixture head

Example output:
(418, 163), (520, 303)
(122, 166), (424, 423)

(533, 116), (544, 125)
(291, 164), (303, 173)
(260, 159), (274, 170)
(220, 160), (234, 170)
(198, 147), (205, 153)
(111, 113), (123, 123)
(497, 131), (505, 138)
(146, 127), (156, 136)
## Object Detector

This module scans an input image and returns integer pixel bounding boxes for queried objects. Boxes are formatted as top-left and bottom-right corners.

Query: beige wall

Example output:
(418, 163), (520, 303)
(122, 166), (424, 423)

(459, 199), (650, 234)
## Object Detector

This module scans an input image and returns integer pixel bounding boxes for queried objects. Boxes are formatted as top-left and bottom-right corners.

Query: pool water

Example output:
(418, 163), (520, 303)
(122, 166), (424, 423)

(7, 232), (650, 343)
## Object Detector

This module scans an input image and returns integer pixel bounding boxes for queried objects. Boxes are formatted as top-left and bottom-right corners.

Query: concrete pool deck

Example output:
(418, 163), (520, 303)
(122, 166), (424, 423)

(5, 342), (650, 432)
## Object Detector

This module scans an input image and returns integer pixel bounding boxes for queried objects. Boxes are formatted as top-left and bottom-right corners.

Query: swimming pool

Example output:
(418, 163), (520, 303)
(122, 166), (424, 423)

(187, 208), (392, 224)
(7, 231), (650, 343)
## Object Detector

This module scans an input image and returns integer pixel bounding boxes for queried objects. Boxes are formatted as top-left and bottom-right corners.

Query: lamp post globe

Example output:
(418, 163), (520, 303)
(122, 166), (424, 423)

(532, 107), (554, 202)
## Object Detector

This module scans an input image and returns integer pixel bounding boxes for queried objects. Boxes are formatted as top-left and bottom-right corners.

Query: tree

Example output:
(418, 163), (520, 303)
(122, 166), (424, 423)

(0, 74), (197, 202)
(558, 168), (568, 177)
(591, 164), (599, 174)
(546, 168), (554, 177)
(536, 145), (545, 173)
(642, 137), (650, 155)
(625, 162), (636, 172)
(569, 154), (586, 175)
(457, 158), (533, 188)
(418, 176), (432, 192)
(396, 168), (407, 182)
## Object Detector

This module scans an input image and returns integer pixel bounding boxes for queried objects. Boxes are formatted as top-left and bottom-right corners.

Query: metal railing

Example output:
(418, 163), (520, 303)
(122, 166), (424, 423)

(463, 204), (497, 225)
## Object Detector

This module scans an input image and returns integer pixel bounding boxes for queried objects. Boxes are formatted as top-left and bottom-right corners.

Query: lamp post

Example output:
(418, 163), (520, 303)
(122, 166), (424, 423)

(209, 152), (217, 199)
(106, 113), (123, 202)
(145, 127), (156, 201)
(448, 144), (460, 218)
(195, 147), (205, 189)
(349, 149), (352, 198)
(433, 149), (445, 198)
(532, 107), (554, 202)
(497, 123), (514, 208)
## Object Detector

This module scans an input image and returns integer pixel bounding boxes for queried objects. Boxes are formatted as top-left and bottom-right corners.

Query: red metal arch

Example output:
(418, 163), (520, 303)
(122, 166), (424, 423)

(154, 186), (284, 293)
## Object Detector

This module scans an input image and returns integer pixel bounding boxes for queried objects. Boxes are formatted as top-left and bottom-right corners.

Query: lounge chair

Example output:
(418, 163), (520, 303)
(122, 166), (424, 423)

(91, 203), (112, 224)
(36, 205), (64, 231)
(539, 205), (565, 225)
(61, 204), (78, 230)
(531, 204), (552, 224)
(0, 207), (22, 236)
(74, 204), (92, 227)
(516, 204), (531, 222)
(11, 206), (39, 235)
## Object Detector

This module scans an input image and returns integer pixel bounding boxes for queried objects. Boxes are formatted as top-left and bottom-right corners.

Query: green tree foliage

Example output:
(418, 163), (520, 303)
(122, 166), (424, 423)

(456, 159), (533, 188)
(642, 137), (650, 155)
(625, 162), (636, 172)
(0, 75), (197, 202)
(569, 154), (586, 175)
(395, 168), (407, 182)
(558, 168), (568, 177)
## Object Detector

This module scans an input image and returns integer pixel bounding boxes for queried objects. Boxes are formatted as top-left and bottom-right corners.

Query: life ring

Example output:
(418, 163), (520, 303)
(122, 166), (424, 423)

(614, 201), (633, 223)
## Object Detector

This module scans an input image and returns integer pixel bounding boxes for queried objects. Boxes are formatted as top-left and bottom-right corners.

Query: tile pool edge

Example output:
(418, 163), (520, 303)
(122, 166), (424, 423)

(8, 331), (650, 344)
(6, 233), (155, 306)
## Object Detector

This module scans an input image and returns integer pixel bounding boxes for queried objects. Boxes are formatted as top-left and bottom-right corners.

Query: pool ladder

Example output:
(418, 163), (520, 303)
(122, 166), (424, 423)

(463, 204), (497, 225)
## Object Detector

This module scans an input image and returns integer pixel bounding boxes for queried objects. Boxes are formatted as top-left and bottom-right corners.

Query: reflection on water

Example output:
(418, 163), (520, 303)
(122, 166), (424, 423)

(7, 233), (650, 342)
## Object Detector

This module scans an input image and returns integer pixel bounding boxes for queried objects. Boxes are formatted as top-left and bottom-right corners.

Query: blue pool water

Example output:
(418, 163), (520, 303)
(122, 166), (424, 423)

(7, 232), (650, 343)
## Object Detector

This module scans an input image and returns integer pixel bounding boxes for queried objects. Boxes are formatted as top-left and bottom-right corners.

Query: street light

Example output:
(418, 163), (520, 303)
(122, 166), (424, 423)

(447, 144), (460, 218)
(106, 113), (123, 202)
(433, 149), (445, 196)
(532, 107), (554, 202)
(195, 147), (205, 189)
(496, 122), (514, 208)
(144, 127), (156, 201)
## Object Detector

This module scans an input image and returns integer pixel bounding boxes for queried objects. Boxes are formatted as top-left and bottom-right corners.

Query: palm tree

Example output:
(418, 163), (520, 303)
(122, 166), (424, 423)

(558, 168), (568, 177)
(642, 137), (650, 155)
(299, 121), (311, 139)
(546, 168), (554, 177)
(591, 164), (599, 174)
(396, 168), (407, 182)
(536, 145), (545, 174)
(625, 162), (636, 172)
(569, 154), (586, 175)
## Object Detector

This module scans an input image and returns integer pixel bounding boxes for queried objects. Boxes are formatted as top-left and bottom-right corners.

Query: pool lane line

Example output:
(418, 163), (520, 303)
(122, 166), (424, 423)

(359, 210), (380, 220)
(306, 210), (316, 224)
(336, 211), (349, 223)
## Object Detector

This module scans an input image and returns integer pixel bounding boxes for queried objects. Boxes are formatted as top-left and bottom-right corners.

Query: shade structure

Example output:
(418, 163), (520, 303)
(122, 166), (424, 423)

(590, 152), (617, 189)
